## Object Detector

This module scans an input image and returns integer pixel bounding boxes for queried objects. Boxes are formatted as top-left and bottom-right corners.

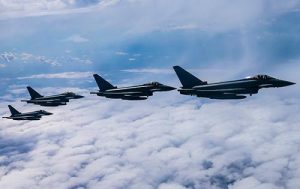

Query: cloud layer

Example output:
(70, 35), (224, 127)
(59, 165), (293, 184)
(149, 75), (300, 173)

(0, 89), (299, 189)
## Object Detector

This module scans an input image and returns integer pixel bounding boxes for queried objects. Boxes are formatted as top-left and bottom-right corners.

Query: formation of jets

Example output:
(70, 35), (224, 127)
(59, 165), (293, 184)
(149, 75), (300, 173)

(2, 66), (295, 121)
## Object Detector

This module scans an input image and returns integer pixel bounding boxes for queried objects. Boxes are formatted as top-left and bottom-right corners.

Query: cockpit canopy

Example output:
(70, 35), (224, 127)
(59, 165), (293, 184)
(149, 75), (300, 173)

(247, 75), (274, 80)
(145, 82), (162, 86)
(62, 92), (75, 96)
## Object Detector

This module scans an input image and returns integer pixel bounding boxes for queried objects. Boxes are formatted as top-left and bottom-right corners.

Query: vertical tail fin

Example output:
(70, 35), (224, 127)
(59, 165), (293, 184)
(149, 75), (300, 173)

(173, 66), (206, 88)
(93, 74), (116, 91)
(8, 105), (21, 116)
(27, 86), (43, 99)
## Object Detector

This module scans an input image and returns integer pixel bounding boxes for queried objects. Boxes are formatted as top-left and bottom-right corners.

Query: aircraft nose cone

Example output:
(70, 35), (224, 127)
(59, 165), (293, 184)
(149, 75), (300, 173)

(162, 85), (176, 91)
(280, 80), (295, 87)
(75, 95), (84, 99)
(287, 81), (296, 86)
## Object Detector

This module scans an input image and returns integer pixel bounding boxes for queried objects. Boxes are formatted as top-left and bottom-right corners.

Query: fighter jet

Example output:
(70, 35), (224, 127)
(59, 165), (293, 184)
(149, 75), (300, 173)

(90, 74), (175, 100)
(21, 86), (84, 106)
(173, 66), (295, 99)
(2, 105), (52, 120)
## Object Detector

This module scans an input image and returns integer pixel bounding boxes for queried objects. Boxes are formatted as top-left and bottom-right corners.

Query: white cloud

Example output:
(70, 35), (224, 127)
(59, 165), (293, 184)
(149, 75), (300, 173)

(122, 68), (172, 74)
(0, 52), (93, 66)
(0, 52), (59, 66)
(0, 52), (15, 62)
(17, 72), (93, 79)
(0, 0), (96, 14)
(64, 34), (89, 43)
(158, 182), (187, 189)
(0, 0), (78, 12)
(0, 0), (120, 19)
(70, 57), (93, 64)
(0, 87), (299, 189)
(21, 53), (59, 66)
(115, 51), (128, 56)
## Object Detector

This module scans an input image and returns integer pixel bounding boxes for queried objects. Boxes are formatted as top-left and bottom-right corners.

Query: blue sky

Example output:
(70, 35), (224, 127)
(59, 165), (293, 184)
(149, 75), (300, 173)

(0, 1), (300, 189)
(1, 0), (299, 95)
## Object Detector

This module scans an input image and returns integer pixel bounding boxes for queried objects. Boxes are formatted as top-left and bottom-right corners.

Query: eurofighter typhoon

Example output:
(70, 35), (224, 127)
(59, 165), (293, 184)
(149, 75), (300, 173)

(21, 86), (84, 106)
(2, 105), (52, 120)
(173, 66), (295, 99)
(90, 74), (175, 100)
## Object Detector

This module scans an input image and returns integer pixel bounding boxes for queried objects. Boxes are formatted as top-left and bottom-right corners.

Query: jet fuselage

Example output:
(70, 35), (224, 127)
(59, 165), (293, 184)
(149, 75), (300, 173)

(22, 87), (84, 106)
(3, 106), (53, 121)
(180, 77), (295, 99)
(173, 66), (295, 100)
(91, 74), (175, 100)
